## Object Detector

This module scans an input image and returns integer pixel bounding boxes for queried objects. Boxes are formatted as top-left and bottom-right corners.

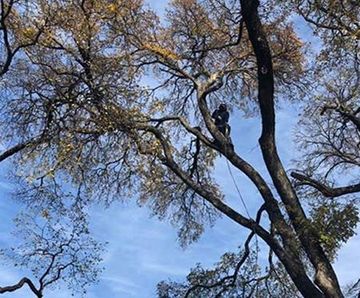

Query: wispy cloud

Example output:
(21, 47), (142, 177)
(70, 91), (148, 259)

(100, 275), (140, 296)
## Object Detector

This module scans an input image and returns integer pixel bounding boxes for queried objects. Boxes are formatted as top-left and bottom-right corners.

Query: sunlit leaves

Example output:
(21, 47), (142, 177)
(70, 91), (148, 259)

(311, 201), (359, 260)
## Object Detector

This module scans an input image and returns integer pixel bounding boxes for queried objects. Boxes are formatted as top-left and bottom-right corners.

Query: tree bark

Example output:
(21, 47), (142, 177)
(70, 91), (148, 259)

(240, 0), (343, 297)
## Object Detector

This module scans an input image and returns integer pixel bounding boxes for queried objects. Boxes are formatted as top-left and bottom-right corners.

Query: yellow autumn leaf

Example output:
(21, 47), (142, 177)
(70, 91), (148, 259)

(143, 43), (179, 61)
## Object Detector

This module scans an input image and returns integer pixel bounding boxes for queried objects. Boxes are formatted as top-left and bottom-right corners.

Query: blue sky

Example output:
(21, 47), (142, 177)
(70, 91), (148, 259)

(0, 1), (359, 297)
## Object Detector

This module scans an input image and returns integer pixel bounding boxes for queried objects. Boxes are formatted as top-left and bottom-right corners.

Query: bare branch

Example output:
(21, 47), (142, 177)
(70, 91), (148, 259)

(184, 204), (266, 297)
(291, 172), (360, 198)
(0, 277), (42, 298)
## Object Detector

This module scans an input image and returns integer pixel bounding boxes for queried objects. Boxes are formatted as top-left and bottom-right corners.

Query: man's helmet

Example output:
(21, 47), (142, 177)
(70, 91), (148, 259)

(219, 103), (227, 111)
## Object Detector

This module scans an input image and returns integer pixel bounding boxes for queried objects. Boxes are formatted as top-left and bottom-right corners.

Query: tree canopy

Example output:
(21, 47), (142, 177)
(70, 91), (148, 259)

(0, 0), (359, 297)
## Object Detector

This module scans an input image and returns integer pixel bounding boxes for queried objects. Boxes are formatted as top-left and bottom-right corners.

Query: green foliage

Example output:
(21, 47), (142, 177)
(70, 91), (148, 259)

(311, 201), (359, 260)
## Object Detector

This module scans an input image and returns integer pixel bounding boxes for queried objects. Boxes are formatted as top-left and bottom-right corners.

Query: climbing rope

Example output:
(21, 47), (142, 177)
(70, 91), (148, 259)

(225, 159), (260, 293)
(225, 159), (251, 218)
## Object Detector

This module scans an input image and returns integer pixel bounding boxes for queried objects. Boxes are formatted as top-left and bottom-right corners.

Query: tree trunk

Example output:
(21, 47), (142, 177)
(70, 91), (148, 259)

(239, 0), (343, 297)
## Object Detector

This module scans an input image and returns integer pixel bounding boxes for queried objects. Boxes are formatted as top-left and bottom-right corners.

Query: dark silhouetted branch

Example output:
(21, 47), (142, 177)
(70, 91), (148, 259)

(291, 172), (360, 198)
(0, 277), (42, 297)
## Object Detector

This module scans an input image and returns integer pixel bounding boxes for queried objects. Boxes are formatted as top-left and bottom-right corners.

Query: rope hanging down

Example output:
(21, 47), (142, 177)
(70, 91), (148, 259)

(226, 159), (251, 218)
(225, 159), (260, 293)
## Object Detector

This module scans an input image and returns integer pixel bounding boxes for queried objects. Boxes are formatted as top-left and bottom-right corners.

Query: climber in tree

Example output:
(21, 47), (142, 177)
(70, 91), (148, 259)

(211, 104), (232, 146)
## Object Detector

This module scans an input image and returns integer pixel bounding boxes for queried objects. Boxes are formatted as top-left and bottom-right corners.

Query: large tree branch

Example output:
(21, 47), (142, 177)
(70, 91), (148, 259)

(149, 109), (302, 255)
(196, 87), (323, 297)
(0, 277), (42, 297)
(240, 0), (342, 297)
(291, 172), (360, 198)
(137, 124), (267, 235)
(0, 137), (45, 163)
(195, 83), (308, 256)
(0, 141), (32, 163)
(136, 123), (322, 298)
